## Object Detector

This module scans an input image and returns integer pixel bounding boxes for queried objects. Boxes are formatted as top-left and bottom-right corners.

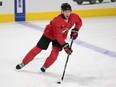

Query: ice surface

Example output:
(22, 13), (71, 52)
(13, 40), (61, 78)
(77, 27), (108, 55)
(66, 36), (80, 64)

(0, 16), (116, 87)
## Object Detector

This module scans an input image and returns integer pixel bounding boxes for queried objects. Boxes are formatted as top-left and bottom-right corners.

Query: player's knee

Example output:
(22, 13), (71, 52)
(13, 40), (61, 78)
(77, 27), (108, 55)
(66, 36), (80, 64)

(31, 46), (41, 55)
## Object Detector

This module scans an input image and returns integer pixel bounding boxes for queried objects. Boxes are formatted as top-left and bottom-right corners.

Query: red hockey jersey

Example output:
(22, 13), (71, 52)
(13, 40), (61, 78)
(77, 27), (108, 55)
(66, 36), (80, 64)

(43, 13), (82, 46)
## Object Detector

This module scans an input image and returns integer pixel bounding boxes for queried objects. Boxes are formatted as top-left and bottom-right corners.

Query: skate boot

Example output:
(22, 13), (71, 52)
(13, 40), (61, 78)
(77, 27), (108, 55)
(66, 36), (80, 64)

(40, 67), (46, 73)
(16, 63), (25, 70)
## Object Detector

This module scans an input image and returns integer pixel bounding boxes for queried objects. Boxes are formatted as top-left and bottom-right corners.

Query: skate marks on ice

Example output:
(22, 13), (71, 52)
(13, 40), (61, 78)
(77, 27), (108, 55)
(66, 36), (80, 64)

(15, 69), (62, 86)
(61, 74), (103, 86)
(16, 69), (101, 87)
(33, 57), (47, 62)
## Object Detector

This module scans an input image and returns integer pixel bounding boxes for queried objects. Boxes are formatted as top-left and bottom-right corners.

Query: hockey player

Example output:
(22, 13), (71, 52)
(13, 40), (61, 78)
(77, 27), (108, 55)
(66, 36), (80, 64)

(16, 3), (82, 72)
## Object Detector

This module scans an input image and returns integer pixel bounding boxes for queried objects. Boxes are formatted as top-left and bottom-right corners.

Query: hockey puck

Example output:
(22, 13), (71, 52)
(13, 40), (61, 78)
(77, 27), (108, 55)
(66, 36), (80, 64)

(57, 81), (61, 84)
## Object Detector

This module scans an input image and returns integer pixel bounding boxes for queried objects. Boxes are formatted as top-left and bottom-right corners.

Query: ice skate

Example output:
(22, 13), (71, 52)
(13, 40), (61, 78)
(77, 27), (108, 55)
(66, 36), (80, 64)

(40, 67), (46, 72)
(16, 63), (25, 70)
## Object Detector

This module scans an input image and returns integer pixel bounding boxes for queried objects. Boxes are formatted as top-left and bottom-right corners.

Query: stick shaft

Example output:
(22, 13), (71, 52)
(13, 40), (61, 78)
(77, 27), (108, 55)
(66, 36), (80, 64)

(61, 38), (74, 81)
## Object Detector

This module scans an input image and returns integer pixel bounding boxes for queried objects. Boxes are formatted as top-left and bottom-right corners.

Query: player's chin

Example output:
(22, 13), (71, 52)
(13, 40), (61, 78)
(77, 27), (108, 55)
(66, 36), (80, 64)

(65, 16), (69, 19)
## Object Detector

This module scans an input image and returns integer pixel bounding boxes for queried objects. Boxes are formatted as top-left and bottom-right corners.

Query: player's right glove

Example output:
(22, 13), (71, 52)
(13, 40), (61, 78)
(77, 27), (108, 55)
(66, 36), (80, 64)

(62, 43), (73, 55)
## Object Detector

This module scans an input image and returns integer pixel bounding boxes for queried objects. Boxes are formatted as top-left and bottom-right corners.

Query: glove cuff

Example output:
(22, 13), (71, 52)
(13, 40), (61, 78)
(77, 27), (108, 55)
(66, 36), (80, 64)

(71, 28), (79, 34)
(62, 43), (69, 49)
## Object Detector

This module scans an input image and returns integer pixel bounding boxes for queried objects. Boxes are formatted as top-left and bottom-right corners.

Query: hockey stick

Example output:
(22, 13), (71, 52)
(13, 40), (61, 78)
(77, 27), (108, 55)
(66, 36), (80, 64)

(57, 38), (74, 84)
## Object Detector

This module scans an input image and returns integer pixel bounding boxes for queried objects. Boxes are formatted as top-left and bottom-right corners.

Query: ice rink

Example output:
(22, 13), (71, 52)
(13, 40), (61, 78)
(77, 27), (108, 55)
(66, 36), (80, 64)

(0, 16), (116, 87)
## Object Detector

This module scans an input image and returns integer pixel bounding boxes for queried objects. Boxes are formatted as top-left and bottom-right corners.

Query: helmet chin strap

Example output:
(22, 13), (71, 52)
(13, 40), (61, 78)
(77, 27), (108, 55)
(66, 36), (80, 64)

(61, 14), (67, 19)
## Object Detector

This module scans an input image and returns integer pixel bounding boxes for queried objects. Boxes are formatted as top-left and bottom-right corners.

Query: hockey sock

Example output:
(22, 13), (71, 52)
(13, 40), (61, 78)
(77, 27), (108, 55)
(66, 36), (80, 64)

(22, 46), (42, 64)
(43, 47), (60, 68)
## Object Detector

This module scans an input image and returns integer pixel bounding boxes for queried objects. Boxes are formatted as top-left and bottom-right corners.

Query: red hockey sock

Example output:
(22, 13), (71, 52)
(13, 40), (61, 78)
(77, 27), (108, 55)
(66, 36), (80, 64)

(43, 47), (60, 68)
(22, 46), (42, 65)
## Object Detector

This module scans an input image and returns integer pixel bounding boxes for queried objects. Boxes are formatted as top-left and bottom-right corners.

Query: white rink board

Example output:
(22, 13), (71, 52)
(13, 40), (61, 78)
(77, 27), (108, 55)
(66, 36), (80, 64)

(0, 0), (116, 14)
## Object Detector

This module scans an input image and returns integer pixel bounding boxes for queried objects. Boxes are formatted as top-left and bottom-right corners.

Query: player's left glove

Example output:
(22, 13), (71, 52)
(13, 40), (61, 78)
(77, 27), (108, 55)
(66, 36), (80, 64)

(70, 28), (79, 40)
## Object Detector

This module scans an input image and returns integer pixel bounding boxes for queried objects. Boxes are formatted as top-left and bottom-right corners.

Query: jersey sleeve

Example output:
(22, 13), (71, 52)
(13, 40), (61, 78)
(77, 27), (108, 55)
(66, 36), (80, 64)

(74, 14), (82, 30)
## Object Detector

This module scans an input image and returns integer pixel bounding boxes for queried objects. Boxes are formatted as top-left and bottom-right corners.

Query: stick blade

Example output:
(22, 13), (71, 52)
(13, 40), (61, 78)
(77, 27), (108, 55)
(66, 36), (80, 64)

(57, 81), (61, 84)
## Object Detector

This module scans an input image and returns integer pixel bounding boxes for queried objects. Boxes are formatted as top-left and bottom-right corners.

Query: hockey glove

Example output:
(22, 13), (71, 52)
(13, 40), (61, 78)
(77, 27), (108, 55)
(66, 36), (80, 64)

(62, 43), (73, 55)
(70, 28), (79, 40)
